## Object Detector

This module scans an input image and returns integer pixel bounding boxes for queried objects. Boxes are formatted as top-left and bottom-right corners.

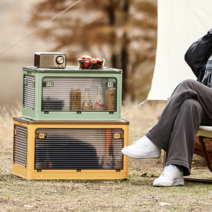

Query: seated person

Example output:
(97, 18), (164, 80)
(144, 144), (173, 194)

(122, 29), (212, 187)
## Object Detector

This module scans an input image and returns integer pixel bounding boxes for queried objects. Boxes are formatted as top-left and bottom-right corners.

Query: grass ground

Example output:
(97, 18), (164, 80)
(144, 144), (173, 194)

(0, 102), (212, 212)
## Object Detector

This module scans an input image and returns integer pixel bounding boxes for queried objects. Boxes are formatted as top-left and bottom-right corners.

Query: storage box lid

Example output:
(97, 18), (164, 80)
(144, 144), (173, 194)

(13, 116), (129, 125)
(23, 66), (122, 74)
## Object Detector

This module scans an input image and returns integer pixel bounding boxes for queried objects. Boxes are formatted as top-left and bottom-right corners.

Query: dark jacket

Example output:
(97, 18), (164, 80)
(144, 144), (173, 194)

(185, 30), (212, 80)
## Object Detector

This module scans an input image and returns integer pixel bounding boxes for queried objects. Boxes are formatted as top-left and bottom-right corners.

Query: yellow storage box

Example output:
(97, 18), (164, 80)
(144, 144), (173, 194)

(12, 117), (129, 180)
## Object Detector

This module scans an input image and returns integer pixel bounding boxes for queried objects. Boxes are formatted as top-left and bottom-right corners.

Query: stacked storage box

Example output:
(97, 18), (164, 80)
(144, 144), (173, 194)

(12, 66), (129, 180)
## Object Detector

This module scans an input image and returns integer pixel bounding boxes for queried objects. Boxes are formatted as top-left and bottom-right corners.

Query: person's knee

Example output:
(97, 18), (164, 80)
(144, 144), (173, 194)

(176, 79), (199, 97)
(180, 79), (196, 87)
(172, 79), (197, 99)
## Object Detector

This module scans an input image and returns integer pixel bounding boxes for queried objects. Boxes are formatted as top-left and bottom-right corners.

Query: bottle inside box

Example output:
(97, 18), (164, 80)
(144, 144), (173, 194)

(35, 128), (124, 170)
(42, 77), (117, 112)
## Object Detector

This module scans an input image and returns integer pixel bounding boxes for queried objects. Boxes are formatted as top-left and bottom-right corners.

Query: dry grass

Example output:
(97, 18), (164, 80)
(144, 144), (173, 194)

(0, 104), (21, 148)
(0, 102), (212, 212)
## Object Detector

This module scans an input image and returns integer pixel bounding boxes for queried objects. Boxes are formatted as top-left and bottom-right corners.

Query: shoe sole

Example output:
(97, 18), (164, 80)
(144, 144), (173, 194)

(121, 149), (161, 159)
(153, 178), (185, 187)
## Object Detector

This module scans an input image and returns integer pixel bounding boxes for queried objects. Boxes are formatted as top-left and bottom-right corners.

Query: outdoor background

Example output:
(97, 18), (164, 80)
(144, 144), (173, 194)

(0, 0), (212, 211)
(0, 0), (157, 106)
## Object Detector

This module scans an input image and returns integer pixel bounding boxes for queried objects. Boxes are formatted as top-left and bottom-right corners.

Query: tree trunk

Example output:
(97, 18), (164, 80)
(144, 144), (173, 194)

(111, 53), (117, 68)
(108, 1), (117, 69)
(121, 0), (129, 101)
(121, 33), (128, 101)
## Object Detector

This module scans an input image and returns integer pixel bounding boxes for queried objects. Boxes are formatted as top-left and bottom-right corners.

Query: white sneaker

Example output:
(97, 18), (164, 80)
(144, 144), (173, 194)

(153, 164), (185, 187)
(121, 136), (161, 159)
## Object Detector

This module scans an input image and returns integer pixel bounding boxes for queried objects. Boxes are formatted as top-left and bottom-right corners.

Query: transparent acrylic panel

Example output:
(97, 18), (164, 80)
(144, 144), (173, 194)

(35, 128), (124, 170)
(42, 77), (117, 112)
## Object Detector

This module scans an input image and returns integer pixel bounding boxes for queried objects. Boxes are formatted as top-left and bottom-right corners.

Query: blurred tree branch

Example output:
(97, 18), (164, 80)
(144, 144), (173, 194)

(29, 0), (157, 101)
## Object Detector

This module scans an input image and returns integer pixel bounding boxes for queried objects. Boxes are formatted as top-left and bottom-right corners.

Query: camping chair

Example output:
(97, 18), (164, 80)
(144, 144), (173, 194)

(163, 126), (212, 183)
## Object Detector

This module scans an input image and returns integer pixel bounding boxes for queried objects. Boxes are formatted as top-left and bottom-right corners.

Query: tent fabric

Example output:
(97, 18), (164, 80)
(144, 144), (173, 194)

(147, 0), (212, 100)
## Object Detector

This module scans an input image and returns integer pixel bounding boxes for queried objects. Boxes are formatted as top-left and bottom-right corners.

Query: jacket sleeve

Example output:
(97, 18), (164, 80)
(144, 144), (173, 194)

(185, 30), (212, 77)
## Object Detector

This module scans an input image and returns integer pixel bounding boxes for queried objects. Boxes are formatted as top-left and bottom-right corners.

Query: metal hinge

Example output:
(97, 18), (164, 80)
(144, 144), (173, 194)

(43, 81), (54, 87)
(39, 133), (46, 139)
(108, 82), (113, 87)
(113, 133), (123, 139)
(114, 133), (120, 139)
(107, 82), (117, 88)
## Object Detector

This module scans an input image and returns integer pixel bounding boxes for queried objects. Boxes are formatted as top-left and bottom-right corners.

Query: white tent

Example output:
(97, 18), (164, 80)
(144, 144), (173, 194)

(147, 0), (212, 100)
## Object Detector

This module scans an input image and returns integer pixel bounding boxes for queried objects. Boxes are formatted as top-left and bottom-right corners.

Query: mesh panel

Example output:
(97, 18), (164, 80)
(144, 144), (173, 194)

(35, 128), (123, 170)
(42, 77), (117, 112)
(14, 125), (28, 167)
(23, 75), (35, 109)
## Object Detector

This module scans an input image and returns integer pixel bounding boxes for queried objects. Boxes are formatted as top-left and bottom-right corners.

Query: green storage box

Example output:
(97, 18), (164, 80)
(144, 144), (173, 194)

(22, 66), (122, 121)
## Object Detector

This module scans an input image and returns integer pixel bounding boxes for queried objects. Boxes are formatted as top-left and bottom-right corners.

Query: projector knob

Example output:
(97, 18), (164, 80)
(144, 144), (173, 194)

(56, 56), (64, 65)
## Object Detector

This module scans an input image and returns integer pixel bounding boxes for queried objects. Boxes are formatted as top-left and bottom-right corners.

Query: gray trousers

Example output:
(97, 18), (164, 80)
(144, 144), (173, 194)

(146, 79), (212, 176)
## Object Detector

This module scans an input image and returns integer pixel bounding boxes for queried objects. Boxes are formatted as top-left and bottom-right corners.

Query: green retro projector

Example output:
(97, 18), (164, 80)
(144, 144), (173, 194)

(22, 66), (122, 121)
